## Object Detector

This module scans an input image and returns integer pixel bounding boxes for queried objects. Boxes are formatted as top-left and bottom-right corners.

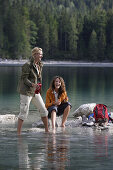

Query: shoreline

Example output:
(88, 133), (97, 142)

(0, 59), (113, 67)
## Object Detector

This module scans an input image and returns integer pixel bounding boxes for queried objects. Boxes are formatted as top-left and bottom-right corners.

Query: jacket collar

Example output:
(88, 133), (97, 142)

(29, 57), (43, 68)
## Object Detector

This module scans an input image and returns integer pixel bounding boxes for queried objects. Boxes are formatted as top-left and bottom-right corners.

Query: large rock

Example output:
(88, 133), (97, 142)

(72, 103), (96, 117)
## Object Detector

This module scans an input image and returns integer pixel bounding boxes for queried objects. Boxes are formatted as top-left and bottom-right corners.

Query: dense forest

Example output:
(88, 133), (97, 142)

(1, 0), (113, 61)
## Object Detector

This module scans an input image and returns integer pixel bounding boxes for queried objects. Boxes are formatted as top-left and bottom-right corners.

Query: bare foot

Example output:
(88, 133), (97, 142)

(45, 129), (49, 133)
(52, 129), (56, 134)
(17, 133), (21, 136)
(61, 124), (65, 128)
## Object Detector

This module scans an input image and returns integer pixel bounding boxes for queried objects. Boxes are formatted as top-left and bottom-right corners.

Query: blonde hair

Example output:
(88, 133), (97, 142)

(32, 47), (42, 57)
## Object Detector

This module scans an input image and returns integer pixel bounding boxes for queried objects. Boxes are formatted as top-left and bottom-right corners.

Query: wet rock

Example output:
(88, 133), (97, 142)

(72, 103), (96, 118)
(0, 114), (17, 123)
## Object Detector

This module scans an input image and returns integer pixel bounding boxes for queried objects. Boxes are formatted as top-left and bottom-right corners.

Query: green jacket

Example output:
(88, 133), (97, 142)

(18, 57), (43, 96)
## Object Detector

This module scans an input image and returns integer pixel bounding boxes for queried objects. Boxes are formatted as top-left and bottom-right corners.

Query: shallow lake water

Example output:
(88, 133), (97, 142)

(0, 64), (113, 169)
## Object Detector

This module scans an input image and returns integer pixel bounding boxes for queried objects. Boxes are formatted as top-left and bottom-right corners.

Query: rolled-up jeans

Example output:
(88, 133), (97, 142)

(18, 94), (48, 120)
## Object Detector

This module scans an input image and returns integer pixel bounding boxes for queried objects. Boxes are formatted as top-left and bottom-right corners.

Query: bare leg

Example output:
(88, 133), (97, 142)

(51, 110), (56, 130)
(17, 118), (24, 135)
(61, 105), (70, 127)
(41, 116), (49, 132)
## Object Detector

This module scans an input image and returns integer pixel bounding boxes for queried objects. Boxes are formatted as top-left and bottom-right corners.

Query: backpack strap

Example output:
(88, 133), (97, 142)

(102, 106), (106, 117)
(95, 106), (98, 117)
(109, 115), (113, 123)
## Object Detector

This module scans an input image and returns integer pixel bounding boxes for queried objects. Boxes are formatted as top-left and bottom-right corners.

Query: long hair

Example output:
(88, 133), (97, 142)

(50, 76), (66, 98)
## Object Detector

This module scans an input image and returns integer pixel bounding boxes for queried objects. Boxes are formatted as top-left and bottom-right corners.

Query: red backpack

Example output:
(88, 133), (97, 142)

(93, 104), (109, 123)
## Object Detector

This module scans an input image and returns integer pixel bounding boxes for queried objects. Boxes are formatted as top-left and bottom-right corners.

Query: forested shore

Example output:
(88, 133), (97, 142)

(0, 0), (113, 61)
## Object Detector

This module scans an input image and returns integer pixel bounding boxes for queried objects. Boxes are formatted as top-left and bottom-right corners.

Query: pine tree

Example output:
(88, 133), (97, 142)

(32, 8), (49, 57)
(30, 21), (38, 48)
(98, 29), (106, 61)
(88, 30), (98, 61)
(48, 15), (58, 59)
(0, 6), (4, 57)
(68, 15), (78, 59)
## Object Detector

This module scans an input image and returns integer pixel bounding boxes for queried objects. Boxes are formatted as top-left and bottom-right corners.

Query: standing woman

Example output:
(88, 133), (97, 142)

(46, 76), (71, 131)
(17, 47), (49, 135)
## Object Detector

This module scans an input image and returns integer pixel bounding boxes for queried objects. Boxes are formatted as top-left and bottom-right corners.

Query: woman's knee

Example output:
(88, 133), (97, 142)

(65, 105), (71, 111)
(51, 110), (57, 115)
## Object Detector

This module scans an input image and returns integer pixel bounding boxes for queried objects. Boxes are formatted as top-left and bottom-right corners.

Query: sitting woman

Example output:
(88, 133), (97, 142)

(45, 76), (71, 131)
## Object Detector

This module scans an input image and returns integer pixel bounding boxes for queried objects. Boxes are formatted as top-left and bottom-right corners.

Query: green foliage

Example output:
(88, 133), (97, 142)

(30, 21), (38, 48)
(88, 30), (98, 61)
(68, 15), (78, 59)
(48, 15), (58, 58)
(98, 29), (106, 60)
(0, 0), (113, 61)
(106, 11), (113, 60)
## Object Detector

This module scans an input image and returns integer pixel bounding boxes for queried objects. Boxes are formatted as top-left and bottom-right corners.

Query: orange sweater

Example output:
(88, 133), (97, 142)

(45, 88), (68, 109)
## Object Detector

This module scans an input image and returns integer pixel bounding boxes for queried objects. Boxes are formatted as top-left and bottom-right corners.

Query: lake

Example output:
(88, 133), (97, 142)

(0, 64), (113, 169)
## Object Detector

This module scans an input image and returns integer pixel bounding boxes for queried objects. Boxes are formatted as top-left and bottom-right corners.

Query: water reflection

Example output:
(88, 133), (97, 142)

(94, 134), (108, 159)
(17, 135), (46, 169)
(17, 137), (31, 169)
(17, 130), (70, 169)
(46, 132), (70, 169)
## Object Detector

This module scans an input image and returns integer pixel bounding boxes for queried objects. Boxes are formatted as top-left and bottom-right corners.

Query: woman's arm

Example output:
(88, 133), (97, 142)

(45, 90), (55, 108)
(21, 63), (33, 87)
(61, 92), (68, 103)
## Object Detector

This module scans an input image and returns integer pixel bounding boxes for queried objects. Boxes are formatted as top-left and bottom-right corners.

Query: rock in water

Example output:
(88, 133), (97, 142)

(72, 103), (96, 118)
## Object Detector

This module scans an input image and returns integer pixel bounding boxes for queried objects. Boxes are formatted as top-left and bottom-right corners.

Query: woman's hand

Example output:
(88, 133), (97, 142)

(32, 83), (40, 90)
(55, 100), (61, 106)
